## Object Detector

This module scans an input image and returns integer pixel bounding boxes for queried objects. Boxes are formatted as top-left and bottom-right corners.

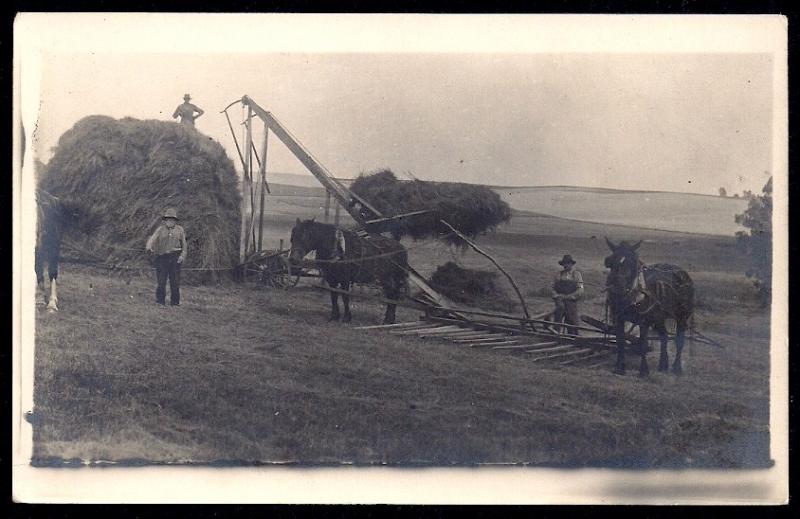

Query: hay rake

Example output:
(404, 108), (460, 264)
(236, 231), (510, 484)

(354, 313), (631, 369)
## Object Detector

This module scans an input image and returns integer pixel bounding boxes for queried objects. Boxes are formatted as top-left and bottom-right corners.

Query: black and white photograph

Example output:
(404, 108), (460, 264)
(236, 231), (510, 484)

(12, 13), (788, 504)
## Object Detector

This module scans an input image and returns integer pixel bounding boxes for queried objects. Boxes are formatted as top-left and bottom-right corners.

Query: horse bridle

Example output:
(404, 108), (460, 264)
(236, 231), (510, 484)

(608, 259), (659, 316)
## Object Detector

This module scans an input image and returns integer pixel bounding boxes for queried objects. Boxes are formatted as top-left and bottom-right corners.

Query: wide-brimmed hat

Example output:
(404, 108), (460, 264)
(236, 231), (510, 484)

(163, 208), (178, 220)
(183, 94), (192, 100)
(558, 254), (576, 266)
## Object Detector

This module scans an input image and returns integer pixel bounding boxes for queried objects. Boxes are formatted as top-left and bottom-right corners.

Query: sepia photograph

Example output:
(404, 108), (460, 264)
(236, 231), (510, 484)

(12, 13), (788, 504)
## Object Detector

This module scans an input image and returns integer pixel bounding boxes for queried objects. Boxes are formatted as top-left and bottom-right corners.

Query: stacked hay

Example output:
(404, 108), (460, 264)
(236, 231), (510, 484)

(428, 262), (517, 312)
(38, 116), (241, 281)
(350, 169), (511, 245)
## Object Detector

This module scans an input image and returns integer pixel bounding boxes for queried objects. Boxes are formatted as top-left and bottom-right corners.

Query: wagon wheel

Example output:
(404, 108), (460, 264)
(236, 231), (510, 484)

(241, 253), (269, 285)
(265, 254), (300, 289)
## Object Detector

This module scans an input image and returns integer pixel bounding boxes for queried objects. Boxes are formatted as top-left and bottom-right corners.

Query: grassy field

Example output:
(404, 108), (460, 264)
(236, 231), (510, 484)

(31, 199), (771, 468)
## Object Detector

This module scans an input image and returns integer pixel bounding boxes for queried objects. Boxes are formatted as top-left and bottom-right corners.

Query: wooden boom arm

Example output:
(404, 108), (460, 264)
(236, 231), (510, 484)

(241, 95), (382, 226)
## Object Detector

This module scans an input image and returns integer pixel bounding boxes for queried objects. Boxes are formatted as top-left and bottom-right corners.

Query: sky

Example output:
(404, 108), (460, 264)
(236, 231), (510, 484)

(32, 51), (774, 195)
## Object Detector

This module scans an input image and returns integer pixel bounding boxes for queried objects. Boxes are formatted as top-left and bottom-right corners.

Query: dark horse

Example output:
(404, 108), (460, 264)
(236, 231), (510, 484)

(604, 238), (694, 376)
(33, 189), (89, 312)
(289, 218), (409, 324)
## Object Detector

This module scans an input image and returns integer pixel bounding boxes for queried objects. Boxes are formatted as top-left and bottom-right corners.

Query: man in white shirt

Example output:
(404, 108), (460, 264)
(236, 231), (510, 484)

(551, 254), (584, 335)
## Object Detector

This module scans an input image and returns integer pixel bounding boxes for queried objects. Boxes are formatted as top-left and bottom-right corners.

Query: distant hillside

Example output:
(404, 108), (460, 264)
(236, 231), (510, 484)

(265, 174), (747, 236)
(495, 186), (748, 236)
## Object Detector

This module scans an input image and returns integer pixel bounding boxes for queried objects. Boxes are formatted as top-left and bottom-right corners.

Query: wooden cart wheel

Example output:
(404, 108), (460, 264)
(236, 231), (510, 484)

(262, 254), (300, 289)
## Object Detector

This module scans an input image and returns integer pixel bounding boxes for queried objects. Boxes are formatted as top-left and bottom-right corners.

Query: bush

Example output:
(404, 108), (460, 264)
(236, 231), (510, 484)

(735, 177), (772, 306)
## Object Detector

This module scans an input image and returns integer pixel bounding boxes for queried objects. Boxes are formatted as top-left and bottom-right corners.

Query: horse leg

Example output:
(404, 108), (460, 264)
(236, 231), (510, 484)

(638, 323), (650, 377)
(329, 287), (340, 322)
(383, 284), (397, 325)
(34, 249), (46, 306)
(655, 323), (669, 372)
(341, 282), (352, 323)
(673, 319), (687, 375)
(384, 303), (397, 325)
(614, 321), (626, 375)
(46, 250), (60, 312)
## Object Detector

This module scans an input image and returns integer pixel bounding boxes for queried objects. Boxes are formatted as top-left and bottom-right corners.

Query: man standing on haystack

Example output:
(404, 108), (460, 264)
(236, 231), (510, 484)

(172, 94), (204, 127)
(551, 254), (584, 335)
(146, 208), (187, 306)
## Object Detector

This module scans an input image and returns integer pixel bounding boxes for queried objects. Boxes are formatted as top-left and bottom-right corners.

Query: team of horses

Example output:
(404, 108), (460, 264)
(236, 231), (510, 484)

(287, 218), (694, 378)
(35, 206), (694, 377)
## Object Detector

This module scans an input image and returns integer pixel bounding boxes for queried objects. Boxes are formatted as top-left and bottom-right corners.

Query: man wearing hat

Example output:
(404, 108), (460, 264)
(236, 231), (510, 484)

(172, 94), (204, 127)
(146, 208), (188, 306)
(551, 254), (584, 335)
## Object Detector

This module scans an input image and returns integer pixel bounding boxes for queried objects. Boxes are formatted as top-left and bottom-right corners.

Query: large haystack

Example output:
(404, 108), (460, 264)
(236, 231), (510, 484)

(350, 169), (511, 245)
(38, 116), (241, 280)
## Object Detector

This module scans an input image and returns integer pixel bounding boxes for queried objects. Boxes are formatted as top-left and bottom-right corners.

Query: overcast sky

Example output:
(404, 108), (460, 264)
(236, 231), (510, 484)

(33, 51), (773, 195)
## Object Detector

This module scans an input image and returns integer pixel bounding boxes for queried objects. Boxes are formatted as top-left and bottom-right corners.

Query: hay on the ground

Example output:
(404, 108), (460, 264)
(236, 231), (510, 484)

(350, 169), (511, 245)
(38, 115), (241, 281)
(428, 261), (517, 312)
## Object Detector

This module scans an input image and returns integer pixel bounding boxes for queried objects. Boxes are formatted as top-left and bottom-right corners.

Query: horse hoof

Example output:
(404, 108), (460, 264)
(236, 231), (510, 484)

(342, 315), (352, 323)
(613, 367), (625, 376)
(47, 307), (58, 313)
(638, 370), (650, 378)
(328, 316), (340, 322)
(658, 364), (669, 372)
(672, 367), (683, 376)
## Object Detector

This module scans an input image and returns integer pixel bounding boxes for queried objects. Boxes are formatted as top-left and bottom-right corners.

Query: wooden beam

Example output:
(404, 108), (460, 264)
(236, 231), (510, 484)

(238, 106), (253, 263)
(453, 336), (511, 343)
(354, 321), (427, 330)
(467, 340), (519, 347)
(256, 126), (269, 251)
(432, 330), (489, 339)
(324, 190), (331, 223)
(492, 341), (559, 350)
(392, 325), (461, 336)
(414, 327), (473, 337)
(525, 344), (581, 355)
(241, 96), (376, 221)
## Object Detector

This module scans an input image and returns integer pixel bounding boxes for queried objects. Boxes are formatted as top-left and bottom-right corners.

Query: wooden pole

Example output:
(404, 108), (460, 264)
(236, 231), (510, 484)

(242, 106), (254, 257)
(324, 190), (331, 223)
(249, 127), (263, 252)
(256, 125), (269, 251)
(334, 199), (341, 226)
(238, 109), (252, 263)
(439, 219), (532, 321)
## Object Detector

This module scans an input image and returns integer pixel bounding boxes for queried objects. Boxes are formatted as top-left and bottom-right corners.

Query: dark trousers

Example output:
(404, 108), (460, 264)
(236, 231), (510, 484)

(554, 299), (580, 335)
(155, 252), (181, 305)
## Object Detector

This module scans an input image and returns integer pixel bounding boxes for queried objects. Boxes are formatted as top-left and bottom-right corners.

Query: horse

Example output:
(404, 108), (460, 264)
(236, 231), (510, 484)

(604, 238), (694, 376)
(288, 218), (409, 324)
(35, 190), (88, 312)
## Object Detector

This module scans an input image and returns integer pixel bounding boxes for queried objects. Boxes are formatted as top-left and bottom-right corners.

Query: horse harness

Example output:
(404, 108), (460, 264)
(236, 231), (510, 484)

(328, 226), (366, 281)
(619, 261), (671, 319)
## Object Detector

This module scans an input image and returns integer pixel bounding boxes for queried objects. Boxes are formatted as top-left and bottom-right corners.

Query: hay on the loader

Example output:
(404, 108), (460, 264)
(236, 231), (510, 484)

(428, 261), (517, 312)
(350, 169), (511, 245)
(38, 116), (241, 281)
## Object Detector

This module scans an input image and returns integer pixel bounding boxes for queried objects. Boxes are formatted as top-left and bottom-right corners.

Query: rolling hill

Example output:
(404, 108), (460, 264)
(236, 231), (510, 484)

(264, 173), (748, 236)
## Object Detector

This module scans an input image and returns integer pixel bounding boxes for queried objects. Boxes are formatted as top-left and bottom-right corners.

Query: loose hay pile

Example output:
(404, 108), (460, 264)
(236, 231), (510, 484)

(428, 261), (517, 312)
(350, 169), (511, 245)
(38, 116), (241, 281)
